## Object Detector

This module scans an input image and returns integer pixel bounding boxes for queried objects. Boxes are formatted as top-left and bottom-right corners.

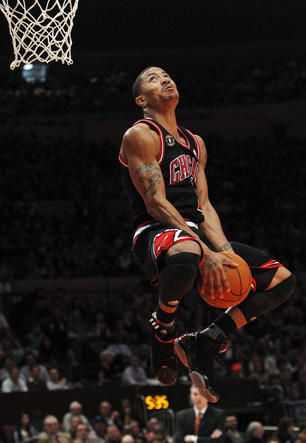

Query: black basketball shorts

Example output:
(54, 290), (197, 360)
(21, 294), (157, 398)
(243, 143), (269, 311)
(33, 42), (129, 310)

(132, 222), (283, 290)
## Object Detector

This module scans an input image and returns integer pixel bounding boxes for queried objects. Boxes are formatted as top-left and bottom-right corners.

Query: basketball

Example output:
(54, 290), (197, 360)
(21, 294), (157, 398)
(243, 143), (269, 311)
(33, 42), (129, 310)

(197, 251), (252, 309)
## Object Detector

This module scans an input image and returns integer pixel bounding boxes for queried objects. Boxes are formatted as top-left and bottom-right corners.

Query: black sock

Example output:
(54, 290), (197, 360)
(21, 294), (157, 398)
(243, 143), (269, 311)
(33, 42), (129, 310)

(213, 313), (237, 337)
(156, 305), (176, 324)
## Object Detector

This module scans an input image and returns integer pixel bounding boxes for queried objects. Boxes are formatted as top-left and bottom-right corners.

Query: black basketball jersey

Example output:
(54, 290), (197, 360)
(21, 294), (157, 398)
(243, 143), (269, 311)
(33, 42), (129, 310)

(119, 117), (205, 229)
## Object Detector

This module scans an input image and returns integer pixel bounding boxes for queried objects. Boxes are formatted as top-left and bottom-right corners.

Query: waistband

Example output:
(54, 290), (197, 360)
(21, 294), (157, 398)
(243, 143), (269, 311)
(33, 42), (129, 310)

(133, 220), (199, 245)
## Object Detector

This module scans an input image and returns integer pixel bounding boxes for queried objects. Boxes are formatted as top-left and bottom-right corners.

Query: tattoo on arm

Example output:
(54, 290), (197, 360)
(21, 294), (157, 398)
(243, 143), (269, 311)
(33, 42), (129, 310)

(220, 242), (232, 251)
(136, 162), (162, 197)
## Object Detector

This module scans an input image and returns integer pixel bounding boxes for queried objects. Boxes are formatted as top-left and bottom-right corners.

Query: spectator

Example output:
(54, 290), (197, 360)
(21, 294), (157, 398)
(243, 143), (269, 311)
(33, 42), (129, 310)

(25, 325), (45, 351)
(123, 421), (144, 443)
(46, 367), (69, 391)
(104, 426), (121, 443)
(21, 353), (49, 383)
(175, 385), (225, 443)
(27, 365), (47, 392)
(70, 417), (82, 439)
(73, 423), (102, 443)
(121, 356), (147, 386)
(0, 356), (15, 383)
(14, 413), (39, 443)
(122, 437), (134, 443)
(1, 367), (28, 393)
(245, 422), (265, 443)
(94, 401), (121, 429)
(296, 423), (306, 443)
(276, 418), (296, 443)
(65, 349), (82, 386)
(97, 351), (121, 385)
(119, 399), (134, 428)
(150, 424), (170, 443)
(63, 401), (93, 433)
(225, 416), (245, 443)
(144, 418), (161, 441)
(38, 415), (71, 443)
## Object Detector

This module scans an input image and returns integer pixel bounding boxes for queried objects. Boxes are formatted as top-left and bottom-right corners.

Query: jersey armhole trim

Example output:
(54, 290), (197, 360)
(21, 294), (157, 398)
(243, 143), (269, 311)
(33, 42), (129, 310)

(133, 119), (165, 164)
(185, 129), (201, 160)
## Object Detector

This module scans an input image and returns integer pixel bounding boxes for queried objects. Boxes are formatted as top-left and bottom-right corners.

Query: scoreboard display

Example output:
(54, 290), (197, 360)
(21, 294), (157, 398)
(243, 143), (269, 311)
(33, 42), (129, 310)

(144, 394), (170, 410)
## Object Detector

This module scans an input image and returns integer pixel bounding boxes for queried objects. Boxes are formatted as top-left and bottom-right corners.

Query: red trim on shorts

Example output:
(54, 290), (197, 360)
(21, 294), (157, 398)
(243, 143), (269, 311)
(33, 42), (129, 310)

(258, 259), (283, 269)
(133, 118), (165, 164)
(152, 230), (195, 259)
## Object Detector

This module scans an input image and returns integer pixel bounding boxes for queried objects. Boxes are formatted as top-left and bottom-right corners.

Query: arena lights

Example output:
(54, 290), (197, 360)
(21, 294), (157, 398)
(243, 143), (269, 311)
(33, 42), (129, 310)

(22, 63), (48, 84)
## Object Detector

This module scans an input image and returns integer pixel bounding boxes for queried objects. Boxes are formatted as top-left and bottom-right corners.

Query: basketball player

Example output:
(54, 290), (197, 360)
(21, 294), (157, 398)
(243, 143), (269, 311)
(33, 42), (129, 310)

(119, 67), (295, 402)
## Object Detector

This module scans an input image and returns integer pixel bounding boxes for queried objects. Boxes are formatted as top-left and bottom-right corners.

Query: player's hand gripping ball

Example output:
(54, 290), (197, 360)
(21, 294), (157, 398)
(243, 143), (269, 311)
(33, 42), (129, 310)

(197, 251), (252, 308)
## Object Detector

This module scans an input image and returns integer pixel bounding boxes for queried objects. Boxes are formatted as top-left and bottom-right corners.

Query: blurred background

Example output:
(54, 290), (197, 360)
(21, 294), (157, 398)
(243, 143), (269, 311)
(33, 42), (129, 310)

(0, 1), (305, 443)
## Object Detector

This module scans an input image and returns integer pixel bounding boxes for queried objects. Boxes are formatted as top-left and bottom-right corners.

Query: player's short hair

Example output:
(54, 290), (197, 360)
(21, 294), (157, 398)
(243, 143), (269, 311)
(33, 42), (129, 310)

(132, 66), (154, 98)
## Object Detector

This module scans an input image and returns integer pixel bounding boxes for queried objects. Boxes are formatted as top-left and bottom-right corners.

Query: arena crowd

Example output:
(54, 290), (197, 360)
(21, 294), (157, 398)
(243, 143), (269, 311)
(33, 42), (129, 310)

(0, 56), (305, 442)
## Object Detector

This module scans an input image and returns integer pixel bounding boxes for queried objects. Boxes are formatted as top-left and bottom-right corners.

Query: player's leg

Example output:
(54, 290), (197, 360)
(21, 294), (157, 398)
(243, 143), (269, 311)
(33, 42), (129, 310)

(174, 242), (295, 402)
(134, 227), (201, 386)
(211, 242), (295, 333)
(154, 238), (201, 328)
(149, 236), (201, 385)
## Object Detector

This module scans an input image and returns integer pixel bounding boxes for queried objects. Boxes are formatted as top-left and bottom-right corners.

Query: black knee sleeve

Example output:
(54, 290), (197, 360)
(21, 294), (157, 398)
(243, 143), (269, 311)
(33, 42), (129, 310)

(238, 274), (296, 322)
(159, 252), (200, 306)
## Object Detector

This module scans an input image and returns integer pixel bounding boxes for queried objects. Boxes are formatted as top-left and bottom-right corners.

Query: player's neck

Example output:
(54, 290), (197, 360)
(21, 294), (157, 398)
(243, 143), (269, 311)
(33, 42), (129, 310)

(145, 108), (179, 138)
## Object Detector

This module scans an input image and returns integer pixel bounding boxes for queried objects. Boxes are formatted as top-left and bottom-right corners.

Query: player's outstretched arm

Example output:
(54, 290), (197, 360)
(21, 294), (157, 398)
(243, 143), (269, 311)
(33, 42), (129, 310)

(122, 124), (208, 247)
(195, 135), (233, 252)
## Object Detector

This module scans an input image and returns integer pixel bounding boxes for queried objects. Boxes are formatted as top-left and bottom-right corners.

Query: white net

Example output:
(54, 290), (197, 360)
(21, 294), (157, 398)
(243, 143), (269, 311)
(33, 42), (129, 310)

(0, 0), (79, 69)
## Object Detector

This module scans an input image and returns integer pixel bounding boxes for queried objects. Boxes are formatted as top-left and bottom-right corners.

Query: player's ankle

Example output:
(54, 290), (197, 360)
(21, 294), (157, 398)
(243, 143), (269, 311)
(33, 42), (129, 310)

(200, 323), (228, 342)
(156, 318), (174, 327)
(156, 306), (176, 325)
(149, 312), (176, 340)
(211, 314), (237, 337)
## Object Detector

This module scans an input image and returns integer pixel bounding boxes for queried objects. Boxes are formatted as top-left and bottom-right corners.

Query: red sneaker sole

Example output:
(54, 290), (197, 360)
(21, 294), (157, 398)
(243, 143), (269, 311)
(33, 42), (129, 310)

(174, 339), (189, 367)
(190, 371), (219, 403)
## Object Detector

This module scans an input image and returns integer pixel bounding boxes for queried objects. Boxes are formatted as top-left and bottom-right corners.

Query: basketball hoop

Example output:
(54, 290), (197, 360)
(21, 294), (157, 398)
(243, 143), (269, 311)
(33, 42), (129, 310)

(0, 0), (79, 70)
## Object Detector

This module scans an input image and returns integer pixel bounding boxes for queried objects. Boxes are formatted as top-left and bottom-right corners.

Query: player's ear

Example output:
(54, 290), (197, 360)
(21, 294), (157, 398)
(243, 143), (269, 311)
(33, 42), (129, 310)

(135, 94), (147, 109)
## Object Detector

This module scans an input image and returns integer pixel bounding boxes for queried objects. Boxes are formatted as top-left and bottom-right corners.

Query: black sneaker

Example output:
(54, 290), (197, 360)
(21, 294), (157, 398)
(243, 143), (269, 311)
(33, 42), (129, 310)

(149, 312), (177, 386)
(174, 324), (227, 403)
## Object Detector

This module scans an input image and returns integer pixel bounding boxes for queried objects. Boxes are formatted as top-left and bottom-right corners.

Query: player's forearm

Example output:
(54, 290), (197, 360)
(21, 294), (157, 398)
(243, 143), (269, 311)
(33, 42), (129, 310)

(146, 197), (210, 253)
(199, 202), (232, 252)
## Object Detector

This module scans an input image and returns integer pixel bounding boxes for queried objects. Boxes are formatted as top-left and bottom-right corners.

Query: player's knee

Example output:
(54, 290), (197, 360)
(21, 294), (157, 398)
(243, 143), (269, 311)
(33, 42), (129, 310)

(159, 252), (200, 300)
(267, 273), (296, 305)
(238, 273), (296, 321)
(166, 239), (201, 257)
(267, 266), (292, 290)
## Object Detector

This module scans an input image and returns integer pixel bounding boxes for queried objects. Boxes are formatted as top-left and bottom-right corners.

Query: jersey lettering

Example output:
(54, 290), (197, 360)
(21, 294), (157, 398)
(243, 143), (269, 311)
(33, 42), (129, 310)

(169, 154), (199, 185)
(170, 158), (180, 185)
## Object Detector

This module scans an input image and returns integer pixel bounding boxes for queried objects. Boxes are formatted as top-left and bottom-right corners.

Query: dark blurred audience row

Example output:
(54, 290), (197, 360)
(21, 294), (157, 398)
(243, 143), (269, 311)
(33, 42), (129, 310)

(0, 132), (305, 279)
(1, 402), (306, 443)
(0, 58), (306, 120)
(0, 267), (305, 401)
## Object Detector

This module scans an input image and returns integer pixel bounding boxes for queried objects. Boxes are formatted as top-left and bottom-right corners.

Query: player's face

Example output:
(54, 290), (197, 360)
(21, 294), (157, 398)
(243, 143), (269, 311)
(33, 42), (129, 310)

(137, 67), (179, 109)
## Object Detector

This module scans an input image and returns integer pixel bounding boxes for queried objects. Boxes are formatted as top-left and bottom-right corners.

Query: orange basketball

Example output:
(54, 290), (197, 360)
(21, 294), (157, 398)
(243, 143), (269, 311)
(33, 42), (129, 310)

(197, 251), (252, 309)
